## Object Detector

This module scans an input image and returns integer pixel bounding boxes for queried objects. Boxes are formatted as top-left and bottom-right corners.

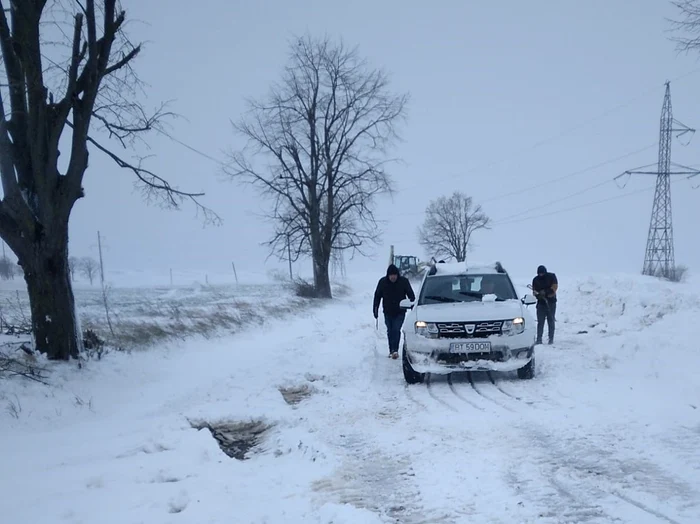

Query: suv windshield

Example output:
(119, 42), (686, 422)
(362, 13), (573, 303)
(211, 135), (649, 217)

(418, 273), (517, 305)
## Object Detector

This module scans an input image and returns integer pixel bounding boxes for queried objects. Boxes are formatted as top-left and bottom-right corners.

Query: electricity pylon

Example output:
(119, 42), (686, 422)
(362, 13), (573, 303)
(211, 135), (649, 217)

(617, 82), (700, 280)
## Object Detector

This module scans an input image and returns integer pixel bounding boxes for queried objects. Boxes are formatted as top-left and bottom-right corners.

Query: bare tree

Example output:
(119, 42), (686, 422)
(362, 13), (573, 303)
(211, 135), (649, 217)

(226, 34), (407, 298)
(669, 1), (700, 52)
(80, 257), (98, 285)
(418, 192), (490, 263)
(68, 256), (79, 281)
(0, 1), (217, 360)
(0, 255), (14, 280)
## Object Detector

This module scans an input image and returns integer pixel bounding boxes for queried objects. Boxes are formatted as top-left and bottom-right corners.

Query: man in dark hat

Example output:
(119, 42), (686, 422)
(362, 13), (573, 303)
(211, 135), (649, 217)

(373, 264), (416, 359)
(531, 265), (558, 345)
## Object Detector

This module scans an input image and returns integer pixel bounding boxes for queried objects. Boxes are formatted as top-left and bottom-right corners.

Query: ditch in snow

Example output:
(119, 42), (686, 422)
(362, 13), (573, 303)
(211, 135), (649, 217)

(190, 419), (272, 460)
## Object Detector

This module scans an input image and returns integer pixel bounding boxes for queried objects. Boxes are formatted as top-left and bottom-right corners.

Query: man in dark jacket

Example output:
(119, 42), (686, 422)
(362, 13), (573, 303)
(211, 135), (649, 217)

(373, 264), (416, 359)
(531, 264), (558, 345)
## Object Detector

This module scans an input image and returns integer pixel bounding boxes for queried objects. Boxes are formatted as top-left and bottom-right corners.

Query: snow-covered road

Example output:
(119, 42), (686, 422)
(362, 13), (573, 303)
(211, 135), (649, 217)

(2, 273), (700, 523)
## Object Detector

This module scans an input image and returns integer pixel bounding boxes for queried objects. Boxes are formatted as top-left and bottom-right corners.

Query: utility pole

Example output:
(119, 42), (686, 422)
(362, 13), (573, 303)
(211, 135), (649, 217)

(97, 231), (106, 285)
(286, 232), (293, 280)
(231, 262), (239, 284)
(617, 82), (700, 280)
(97, 230), (115, 336)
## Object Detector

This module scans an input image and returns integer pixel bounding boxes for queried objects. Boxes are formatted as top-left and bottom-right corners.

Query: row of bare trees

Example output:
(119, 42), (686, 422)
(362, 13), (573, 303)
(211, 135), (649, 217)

(0, 1), (697, 361)
(68, 257), (99, 285)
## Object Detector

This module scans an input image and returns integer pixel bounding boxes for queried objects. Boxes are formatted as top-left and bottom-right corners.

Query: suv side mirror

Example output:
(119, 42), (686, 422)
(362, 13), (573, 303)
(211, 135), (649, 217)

(521, 294), (537, 306)
(400, 299), (414, 310)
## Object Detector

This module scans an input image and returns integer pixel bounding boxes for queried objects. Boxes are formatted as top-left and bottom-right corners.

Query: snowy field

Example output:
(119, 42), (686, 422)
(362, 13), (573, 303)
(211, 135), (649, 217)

(1, 271), (700, 523)
(0, 269), (319, 351)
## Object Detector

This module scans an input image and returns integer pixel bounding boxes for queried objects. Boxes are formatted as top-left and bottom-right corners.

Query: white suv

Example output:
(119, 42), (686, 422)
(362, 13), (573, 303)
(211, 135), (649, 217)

(399, 260), (538, 384)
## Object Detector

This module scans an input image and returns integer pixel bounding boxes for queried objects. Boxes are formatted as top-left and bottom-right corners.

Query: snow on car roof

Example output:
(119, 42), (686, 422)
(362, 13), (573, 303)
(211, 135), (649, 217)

(427, 260), (506, 276)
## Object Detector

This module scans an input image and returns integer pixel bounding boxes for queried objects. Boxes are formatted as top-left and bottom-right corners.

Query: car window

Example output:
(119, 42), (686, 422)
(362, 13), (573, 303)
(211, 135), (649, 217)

(419, 274), (517, 304)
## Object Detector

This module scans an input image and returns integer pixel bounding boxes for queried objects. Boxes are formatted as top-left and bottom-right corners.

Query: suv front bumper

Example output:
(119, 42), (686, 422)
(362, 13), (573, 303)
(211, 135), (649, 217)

(403, 332), (534, 374)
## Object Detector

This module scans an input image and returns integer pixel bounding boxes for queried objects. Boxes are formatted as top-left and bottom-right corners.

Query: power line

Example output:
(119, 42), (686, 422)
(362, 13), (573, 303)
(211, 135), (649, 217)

(154, 123), (692, 239)
(387, 177), (689, 245)
(490, 183), (662, 227)
(396, 68), (700, 193)
(150, 69), (700, 187)
(479, 142), (657, 204)
(391, 142), (657, 218)
(156, 129), (230, 168)
(149, 68), (700, 221)
(491, 177), (614, 224)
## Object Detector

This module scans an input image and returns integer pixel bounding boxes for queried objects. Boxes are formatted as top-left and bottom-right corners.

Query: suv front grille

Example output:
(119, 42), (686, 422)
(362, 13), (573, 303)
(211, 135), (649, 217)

(435, 351), (505, 363)
(436, 321), (504, 339)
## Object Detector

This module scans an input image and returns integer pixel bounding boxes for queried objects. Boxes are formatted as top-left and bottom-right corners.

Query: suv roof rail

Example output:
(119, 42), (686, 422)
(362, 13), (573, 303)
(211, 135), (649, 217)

(426, 259), (509, 277)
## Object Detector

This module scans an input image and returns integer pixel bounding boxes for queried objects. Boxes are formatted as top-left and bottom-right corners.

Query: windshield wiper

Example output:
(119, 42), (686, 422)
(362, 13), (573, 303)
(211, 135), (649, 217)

(458, 291), (483, 298)
(459, 291), (511, 302)
(423, 295), (457, 303)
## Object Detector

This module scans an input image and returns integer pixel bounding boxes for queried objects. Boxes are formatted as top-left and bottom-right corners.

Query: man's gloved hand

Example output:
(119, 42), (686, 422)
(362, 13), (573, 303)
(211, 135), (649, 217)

(373, 307), (379, 319)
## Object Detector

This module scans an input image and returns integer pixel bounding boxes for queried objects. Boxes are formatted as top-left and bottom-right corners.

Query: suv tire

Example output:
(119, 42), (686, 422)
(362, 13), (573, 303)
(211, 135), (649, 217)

(402, 343), (425, 384)
(517, 355), (535, 380)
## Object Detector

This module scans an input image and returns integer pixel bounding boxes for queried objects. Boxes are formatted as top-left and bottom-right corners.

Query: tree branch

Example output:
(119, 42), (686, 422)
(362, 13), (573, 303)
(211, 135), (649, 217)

(103, 44), (140, 77)
(67, 124), (220, 225)
(669, 1), (700, 52)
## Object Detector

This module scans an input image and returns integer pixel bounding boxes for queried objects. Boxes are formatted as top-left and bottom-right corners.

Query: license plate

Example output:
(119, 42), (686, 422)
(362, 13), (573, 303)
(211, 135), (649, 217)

(449, 341), (491, 354)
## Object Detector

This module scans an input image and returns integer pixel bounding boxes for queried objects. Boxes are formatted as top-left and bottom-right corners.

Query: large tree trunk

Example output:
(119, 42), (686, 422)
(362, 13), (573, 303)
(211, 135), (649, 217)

(310, 232), (332, 298)
(20, 231), (82, 360)
(312, 256), (332, 299)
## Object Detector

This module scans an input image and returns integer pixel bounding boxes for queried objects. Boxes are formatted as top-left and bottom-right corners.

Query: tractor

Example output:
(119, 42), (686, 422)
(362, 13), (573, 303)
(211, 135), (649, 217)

(393, 254), (420, 278)
(388, 245), (426, 280)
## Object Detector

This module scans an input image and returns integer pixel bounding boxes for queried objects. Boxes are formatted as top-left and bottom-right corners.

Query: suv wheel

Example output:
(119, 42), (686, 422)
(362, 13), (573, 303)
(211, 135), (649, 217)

(517, 355), (535, 380)
(402, 343), (425, 384)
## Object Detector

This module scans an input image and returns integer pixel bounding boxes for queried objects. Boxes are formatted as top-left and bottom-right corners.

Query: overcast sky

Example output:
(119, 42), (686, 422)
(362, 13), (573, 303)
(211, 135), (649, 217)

(63, 0), (700, 281)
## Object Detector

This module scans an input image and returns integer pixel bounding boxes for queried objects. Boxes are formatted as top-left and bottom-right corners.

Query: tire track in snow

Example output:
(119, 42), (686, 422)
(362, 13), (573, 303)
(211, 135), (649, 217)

(506, 442), (686, 523)
(517, 425), (700, 523)
(504, 464), (608, 523)
(656, 426), (700, 479)
(425, 373), (459, 413)
(311, 333), (467, 523)
(487, 372), (522, 400)
(361, 319), (692, 521)
(611, 490), (684, 524)
(467, 372), (517, 413)
(446, 374), (485, 411)
(550, 466), (688, 524)
(311, 431), (454, 524)
(369, 331), (429, 412)
(403, 383), (429, 412)
(486, 372), (531, 404)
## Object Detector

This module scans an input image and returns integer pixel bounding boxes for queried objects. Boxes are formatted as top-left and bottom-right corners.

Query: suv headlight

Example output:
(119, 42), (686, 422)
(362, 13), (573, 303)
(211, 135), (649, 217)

(502, 317), (525, 335)
(415, 321), (438, 338)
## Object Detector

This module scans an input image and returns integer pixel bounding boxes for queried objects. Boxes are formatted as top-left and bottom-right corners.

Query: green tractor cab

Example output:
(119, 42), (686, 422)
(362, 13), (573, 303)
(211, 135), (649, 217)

(393, 255), (420, 279)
